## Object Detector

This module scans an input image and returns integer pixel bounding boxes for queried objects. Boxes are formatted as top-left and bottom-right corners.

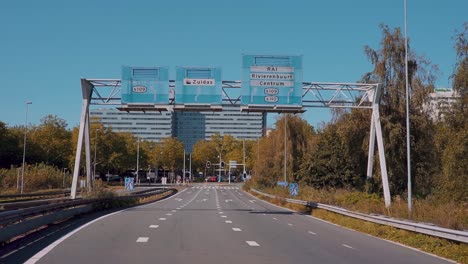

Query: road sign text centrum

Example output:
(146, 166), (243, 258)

(241, 55), (303, 106)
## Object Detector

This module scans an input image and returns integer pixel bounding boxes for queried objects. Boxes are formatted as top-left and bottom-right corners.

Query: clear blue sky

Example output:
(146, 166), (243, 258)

(1, 0), (466, 129)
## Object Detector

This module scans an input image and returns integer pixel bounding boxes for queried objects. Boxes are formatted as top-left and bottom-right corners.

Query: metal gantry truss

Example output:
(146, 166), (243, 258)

(71, 79), (391, 207)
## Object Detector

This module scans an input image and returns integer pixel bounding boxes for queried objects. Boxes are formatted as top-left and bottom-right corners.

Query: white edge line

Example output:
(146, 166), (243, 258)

(25, 187), (184, 264)
(245, 190), (457, 264)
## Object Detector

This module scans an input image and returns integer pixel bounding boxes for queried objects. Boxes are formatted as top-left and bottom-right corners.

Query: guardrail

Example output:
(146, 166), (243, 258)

(0, 188), (176, 243)
(0, 190), (70, 200)
(250, 188), (468, 244)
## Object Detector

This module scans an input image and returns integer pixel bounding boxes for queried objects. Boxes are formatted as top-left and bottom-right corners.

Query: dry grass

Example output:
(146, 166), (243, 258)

(247, 188), (468, 264)
(246, 183), (467, 230)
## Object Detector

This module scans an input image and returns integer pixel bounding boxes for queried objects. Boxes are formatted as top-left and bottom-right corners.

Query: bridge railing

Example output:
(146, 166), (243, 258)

(250, 188), (468, 243)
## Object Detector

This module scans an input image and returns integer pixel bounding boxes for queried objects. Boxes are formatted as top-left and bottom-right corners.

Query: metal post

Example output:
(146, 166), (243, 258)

(219, 150), (222, 183)
(373, 106), (391, 207)
(84, 114), (92, 192)
(404, 0), (412, 212)
(284, 114), (287, 183)
(189, 154), (192, 181)
(183, 149), (186, 185)
(136, 137), (140, 185)
(93, 129), (100, 181)
(367, 111), (376, 178)
(71, 79), (93, 199)
(243, 140), (246, 178)
(21, 101), (32, 194)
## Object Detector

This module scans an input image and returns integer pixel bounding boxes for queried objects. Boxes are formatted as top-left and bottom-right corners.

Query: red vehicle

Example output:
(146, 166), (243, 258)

(206, 176), (217, 182)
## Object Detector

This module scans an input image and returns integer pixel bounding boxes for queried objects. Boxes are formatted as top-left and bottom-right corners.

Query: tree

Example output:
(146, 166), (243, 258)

(0, 122), (22, 168)
(253, 115), (314, 187)
(361, 24), (438, 197)
(434, 23), (468, 202)
(28, 115), (72, 169)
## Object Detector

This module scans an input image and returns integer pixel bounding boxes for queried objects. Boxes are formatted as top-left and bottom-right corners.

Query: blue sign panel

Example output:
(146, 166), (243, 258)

(121, 66), (170, 104)
(277, 181), (289, 187)
(241, 55), (303, 106)
(124, 177), (134, 191)
(175, 67), (222, 104)
(289, 183), (299, 196)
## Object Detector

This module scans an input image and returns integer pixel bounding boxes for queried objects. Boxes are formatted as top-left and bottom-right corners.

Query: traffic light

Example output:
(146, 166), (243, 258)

(206, 161), (211, 168)
(220, 161), (225, 169)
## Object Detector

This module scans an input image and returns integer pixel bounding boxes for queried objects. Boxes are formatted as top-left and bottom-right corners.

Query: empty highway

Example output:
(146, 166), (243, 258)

(26, 184), (452, 264)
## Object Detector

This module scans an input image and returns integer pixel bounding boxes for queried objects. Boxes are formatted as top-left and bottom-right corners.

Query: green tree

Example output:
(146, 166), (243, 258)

(361, 24), (438, 197)
(28, 115), (72, 169)
(434, 23), (468, 202)
(0, 122), (22, 168)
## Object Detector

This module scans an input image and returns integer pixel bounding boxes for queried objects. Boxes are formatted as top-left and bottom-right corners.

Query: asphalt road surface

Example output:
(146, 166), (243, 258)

(25, 184), (453, 264)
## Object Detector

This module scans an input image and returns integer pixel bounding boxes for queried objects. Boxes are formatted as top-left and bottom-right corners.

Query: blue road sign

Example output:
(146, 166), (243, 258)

(277, 181), (288, 187)
(289, 183), (298, 196)
(125, 177), (134, 191)
(121, 66), (170, 105)
(175, 67), (222, 104)
(241, 54), (303, 106)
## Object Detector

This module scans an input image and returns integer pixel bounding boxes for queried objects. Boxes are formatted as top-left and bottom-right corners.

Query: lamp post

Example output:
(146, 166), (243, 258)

(404, 0), (412, 212)
(21, 101), (32, 194)
(93, 128), (100, 181)
(136, 137), (140, 185)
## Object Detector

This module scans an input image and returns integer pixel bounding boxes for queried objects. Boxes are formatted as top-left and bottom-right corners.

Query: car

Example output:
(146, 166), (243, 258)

(206, 176), (217, 182)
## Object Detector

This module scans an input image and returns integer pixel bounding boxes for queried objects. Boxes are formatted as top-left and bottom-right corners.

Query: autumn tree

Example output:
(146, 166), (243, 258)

(361, 24), (438, 197)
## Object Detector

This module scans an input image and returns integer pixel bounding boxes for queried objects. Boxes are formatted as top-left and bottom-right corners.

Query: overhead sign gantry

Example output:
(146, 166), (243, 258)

(71, 54), (391, 207)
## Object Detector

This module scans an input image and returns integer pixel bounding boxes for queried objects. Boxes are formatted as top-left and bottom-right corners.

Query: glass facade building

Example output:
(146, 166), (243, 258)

(90, 106), (266, 152)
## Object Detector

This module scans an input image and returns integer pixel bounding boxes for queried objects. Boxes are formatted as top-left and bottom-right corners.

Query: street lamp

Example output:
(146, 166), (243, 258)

(136, 136), (140, 184)
(21, 101), (32, 194)
(93, 128), (101, 181)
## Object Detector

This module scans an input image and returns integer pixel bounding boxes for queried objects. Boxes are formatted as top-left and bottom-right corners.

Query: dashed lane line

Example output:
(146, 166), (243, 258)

(246, 241), (260, 247)
(149, 225), (159, 229)
(342, 244), (354, 249)
(232, 228), (242, 232)
(136, 237), (149, 243)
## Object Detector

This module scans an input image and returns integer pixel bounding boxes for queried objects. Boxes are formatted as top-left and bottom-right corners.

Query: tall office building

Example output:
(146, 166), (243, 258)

(89, 108), (173, 142)
(90, 106), (266, 152)
(174, 106), (266, 152)
(424, 89), (460, 121)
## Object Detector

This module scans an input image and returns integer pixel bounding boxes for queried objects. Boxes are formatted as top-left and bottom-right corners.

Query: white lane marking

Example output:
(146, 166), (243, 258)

(136, 237), (149, 243)
(232, 228), (242, 232)
(172, 210), (177, 212)
(219, 212), (224, 214)
(149, 225), (159, 229)
(221, 215), (227, 218)
(25, 187), (190, 263)
(1, 249), (19, 258)
(288, 223), (293, 226)
(342, 244), (353, 249)
(308, 231), (317, 235)
(249, 200), (256, 203)
(176, 208), (181, 210)
(273, 218), (277, 220)
(159, 218), (166, 221)
(225, 221), (232, 223)
(246, 241), (260, 247)
(166, 213), (172, 216)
